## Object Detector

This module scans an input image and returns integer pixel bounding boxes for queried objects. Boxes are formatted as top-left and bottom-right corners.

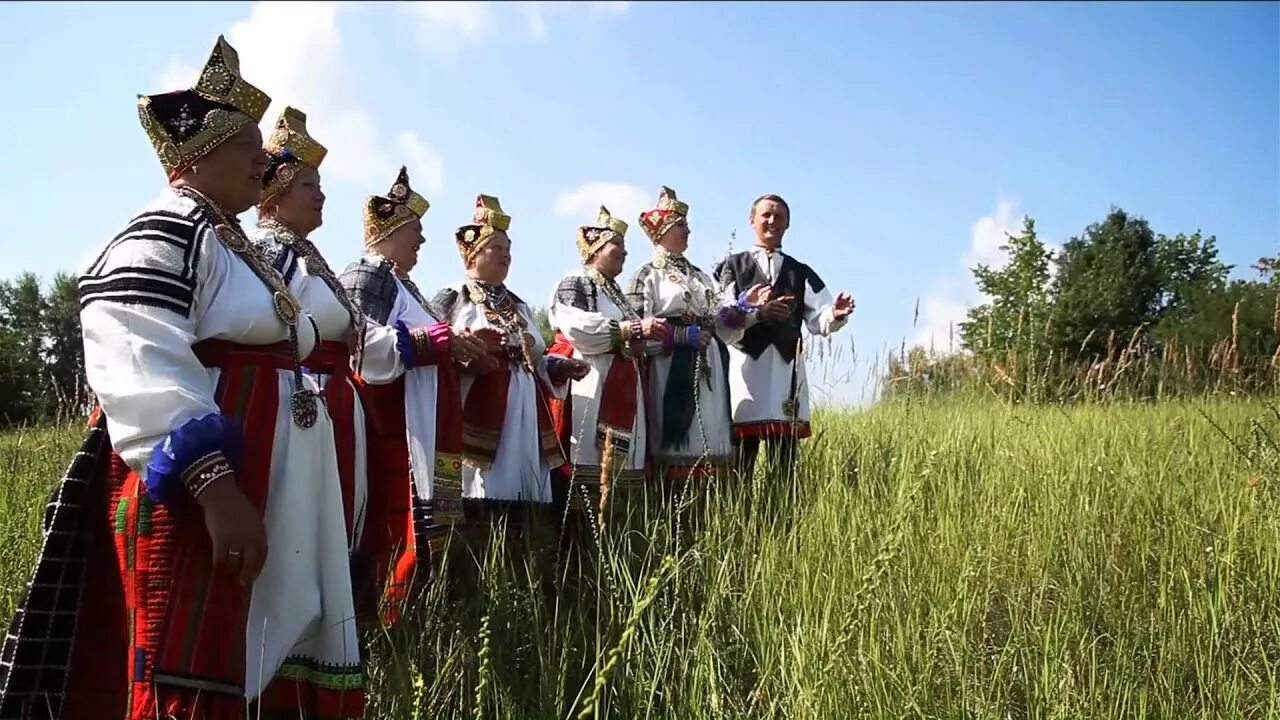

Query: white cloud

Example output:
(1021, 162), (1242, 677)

(553, 181), (650, 228)
(155, 56), (198, 92)
(910, 198), (1027, 351)
(911, 294), (970, 354)
(395, 131), (446, 195)
(154, 2), (441, 190)
(962, 198), (1021, 270)
(407, 1), (495, 58)
(525, 1), (631, 40)
(409, 0), (630, 49)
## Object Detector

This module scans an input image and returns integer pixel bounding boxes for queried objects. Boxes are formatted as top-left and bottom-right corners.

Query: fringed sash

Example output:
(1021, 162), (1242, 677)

(431, 357), (464, 526)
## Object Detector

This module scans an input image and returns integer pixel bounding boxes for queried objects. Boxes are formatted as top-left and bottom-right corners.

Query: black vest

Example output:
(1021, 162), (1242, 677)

(719, 250), (819, 364)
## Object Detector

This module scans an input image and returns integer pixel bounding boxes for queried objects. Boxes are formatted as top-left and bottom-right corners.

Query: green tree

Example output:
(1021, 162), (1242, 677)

(1253, 255), (1280, 290)
(44, 272), (87, 417)
(957, 216), (1054, 356)
(0, 273), (49, 424)
(1047, 208), (1162, 359)
(1151, 231), (1232, 347)
(532, 306), (556, 347)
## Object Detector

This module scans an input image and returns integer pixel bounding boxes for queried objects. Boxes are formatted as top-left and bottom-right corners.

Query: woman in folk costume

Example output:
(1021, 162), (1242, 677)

(0, 36), (364, 720)
(337, 167), (487, 623)
(626, 186), (767, 487)
(546, 206), (668, 526)
(248, 106), (373, 557)
(431, 194), (589, 536)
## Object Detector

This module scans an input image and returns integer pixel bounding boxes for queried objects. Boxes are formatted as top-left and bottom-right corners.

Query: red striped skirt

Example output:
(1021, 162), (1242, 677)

(61, 339), (364, 720)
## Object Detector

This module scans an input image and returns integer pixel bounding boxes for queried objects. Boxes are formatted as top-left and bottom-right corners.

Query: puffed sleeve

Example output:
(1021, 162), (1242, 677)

(76, 205), (238, 505)
(548, 274), (631, 356)
(341, 259), (405, 383)
(626, 264), (667, 356)
(802, 264), (849, 337)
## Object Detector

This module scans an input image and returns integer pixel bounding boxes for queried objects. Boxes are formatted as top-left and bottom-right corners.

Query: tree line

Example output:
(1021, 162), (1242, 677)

(0, 272), (86, 427)
(0, 268), (556, 430)
(885, 206), (1280, 402)
(3, 206), (1274, 428)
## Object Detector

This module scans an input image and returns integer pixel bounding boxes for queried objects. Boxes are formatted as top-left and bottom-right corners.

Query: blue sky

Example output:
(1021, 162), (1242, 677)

(1, 1), (1276, 406)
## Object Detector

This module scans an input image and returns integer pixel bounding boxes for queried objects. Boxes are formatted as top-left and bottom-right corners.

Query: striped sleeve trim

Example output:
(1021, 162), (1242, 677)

(78, 207), (204, 318)
(77, 266), (198, 317)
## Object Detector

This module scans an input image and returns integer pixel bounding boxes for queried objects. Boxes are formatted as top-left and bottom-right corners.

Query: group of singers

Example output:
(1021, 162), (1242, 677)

(0, 36), (853, 720)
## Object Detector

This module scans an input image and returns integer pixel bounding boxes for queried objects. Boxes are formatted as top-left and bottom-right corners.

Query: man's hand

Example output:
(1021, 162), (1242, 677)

(833, 292), (855, 320)
(760, 294), (795, 322)
(696, 330), (713, 351)
(744, 283), (772, 307)
(197, 475), (268, 587)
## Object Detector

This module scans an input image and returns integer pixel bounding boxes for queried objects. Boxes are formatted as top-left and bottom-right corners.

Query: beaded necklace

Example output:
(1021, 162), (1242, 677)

(257, 218), (367, 372)
(178, 187), (320, 428)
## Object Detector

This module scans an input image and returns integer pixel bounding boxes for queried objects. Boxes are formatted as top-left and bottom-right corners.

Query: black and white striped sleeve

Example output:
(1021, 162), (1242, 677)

(77, 207), (205, 318)
(75, 202), (223, 480)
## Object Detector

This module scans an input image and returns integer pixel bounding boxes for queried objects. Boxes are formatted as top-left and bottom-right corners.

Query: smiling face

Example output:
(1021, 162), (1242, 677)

(750, 196), (790, 249)
(185, 123), (267, 214)
(378, 217), (424, 272)
(263, 165), (325, 235)
(589, 236), (628, 279)
(468, 231), (512, 284)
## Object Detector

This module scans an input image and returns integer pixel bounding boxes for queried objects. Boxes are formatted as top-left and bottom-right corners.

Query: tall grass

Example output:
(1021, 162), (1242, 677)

(885, 331), (1280, 406)
(3, 396), (1276, 718)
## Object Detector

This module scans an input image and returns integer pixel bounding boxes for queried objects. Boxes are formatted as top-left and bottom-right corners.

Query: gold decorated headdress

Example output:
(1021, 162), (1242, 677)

(363, 166), (430, 248)
(638, 185), (689, 244)
(138, 35), (272, 180)
(260, 106), (328, 204)
(455, 194), (511, 263)
(576, 205), (628, 262)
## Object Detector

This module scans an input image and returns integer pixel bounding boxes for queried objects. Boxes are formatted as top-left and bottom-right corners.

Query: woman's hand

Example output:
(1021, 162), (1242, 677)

(448, 330), (486, 364)
(197, 475), (268, 587)
(640, 316), (669, 341)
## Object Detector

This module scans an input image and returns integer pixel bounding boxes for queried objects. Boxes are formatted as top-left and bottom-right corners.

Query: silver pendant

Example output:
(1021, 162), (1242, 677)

(291, 390), (319, 429)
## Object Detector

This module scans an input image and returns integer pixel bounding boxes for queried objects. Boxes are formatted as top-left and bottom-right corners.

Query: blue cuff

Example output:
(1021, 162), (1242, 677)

(144, 413), (243, 505)
(686, 325), (701, 348)
(394, 320), (417, 368)
(546, 355), (564, 377)
(735, 290), (759, 313)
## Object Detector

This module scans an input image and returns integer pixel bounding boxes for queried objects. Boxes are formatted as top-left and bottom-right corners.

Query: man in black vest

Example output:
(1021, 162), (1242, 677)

(714, 194), (854, 480)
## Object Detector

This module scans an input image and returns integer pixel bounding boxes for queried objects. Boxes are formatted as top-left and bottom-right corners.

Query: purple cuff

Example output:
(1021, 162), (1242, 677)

(546, 355), (575, 385)
(144, 412), (243, 505)
(661, 325), (676, 355)
(719, 304), (748, 329)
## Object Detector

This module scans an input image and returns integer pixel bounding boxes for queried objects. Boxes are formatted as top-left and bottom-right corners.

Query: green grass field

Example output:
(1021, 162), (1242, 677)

(1, 398), (1277, 719)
